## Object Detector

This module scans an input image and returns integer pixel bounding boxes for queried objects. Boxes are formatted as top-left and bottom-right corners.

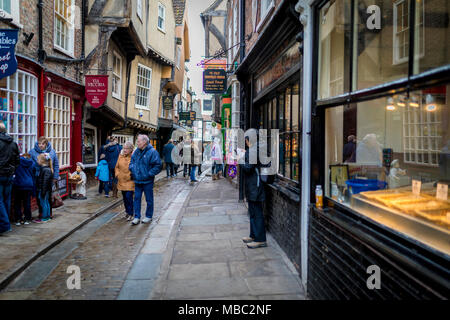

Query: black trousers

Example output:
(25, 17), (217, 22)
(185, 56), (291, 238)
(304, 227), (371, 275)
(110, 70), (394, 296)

(14, 188), (32, 222)
(248, 200), (266, 242)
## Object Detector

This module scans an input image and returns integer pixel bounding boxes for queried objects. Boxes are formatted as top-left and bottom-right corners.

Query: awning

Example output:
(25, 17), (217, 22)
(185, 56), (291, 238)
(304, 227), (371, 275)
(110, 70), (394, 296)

(127, 118), (157, 132)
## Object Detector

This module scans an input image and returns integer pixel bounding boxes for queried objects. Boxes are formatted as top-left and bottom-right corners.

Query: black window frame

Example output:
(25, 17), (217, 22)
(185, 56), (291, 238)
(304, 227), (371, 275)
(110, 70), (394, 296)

(311, 0), (450, 205)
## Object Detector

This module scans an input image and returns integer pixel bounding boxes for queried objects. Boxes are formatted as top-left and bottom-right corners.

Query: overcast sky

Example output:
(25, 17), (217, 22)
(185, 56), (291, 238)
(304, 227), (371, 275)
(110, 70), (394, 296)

(185, 0), (213, 102)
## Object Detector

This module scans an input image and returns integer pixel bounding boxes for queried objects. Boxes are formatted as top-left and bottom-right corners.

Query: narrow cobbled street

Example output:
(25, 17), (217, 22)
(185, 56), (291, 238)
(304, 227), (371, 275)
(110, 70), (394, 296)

(0, 172), (305, 300)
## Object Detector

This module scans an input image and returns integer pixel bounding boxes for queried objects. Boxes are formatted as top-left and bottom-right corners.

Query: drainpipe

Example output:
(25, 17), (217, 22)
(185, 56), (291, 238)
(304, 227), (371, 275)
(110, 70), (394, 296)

(238, 0), (246, 202)
(37, 0), (45, 64)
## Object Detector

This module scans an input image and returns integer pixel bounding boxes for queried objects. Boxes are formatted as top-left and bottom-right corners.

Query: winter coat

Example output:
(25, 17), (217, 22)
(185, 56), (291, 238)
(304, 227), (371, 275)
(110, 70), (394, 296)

(29, 142), (60, 180)
(115, 152), (135, 191)
(103, 141), (122, 171)
(36, 166), (53, 197)
(163, 143), (175, 163)
(242, 146), (265, 202)
(129, 144), (162, 184)
(95, 160), (110, 182)
(0, 132), (20, 177)
(13, 157), (36, 190)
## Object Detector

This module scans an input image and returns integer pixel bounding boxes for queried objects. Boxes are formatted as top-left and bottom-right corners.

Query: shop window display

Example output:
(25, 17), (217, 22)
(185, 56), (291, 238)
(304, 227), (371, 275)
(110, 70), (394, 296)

(0, 71), (38, 154)
(324, 84), (449, 253)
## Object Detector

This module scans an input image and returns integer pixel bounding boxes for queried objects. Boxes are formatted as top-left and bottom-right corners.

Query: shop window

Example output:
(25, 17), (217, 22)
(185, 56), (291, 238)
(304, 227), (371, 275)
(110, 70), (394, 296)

(136, 64), (152, 109)
(54, 0), (75, 55)
(262, 83), (301, 182)
(112, 52), (122, 100)
(414, 0), (450, 74)
(324, 85), (449, 253)
(83, 125), (97, 167)
(44, 92), (71, 168)
(158, 2), (166, 32)
(318, 0), (351, 100)
(114, 134), (133, 146)
(0, 71), (38, 154)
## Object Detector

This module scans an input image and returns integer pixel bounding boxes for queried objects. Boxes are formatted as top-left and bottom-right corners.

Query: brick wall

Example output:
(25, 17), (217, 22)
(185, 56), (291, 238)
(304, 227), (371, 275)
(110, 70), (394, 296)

(5, 0), (84, 83)
(263, 184), (302, 274)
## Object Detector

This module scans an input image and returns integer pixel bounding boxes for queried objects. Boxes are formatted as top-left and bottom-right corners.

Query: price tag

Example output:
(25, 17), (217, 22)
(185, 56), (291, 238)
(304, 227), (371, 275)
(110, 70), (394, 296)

(412, 180), (421, 196)
(436, 183), (448, 201)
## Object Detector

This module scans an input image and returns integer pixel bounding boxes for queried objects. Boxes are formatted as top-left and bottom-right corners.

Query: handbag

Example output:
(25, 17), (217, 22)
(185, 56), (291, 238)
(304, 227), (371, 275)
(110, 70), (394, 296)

(52, 192), (64, 208)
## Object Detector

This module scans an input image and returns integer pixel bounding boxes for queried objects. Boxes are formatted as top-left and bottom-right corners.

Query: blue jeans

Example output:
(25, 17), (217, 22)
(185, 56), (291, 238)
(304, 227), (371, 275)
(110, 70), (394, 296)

(190, 165), (197, 181)
(0, 176), (13, 232)
(99, 181), (110, 196)
(122, 191), (134, 216)
(165, 162), (174, 177)
(38, 192), (51, 220)
(212, 161), (223, 174)
(134, 182), (154, 219)
(248, 201), (266, 242)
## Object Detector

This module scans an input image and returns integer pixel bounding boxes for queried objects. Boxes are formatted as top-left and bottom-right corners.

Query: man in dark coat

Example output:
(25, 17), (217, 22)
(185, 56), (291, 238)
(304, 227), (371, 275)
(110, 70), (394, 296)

(0, 123), (20, 234)
(163, 140), (175, 178)
(129, 134), (162, 226)
(101, 136), (122, 198)
(241, 137), (267, 249)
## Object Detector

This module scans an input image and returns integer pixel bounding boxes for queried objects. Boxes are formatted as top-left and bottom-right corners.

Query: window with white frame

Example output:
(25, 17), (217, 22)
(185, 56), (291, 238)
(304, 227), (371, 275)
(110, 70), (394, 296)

(137, 0), (143, 20)
(393, 0), (425, 65)
(158, 2), (166, 32)
(114, 134), (133, 146)
(54, 0), (75, 55)
(0, 0), (10, 13)
(403, 93), (442, 167)
(112, 52), (122, 99)
(44, 92), (71, 168)
(228, 23), (233, 67)
(176, 47), (181, 69)
(0, 71), (38, 154)
(136, 64), (152, 109)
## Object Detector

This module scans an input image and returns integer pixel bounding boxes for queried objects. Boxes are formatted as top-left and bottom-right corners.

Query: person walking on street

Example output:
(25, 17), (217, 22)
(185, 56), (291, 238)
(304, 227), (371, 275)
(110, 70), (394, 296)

(115, 142), (135, 221)
(190, 140), (201, 183)
(13, 153), (36, 225)
(241, 137), (267, 249)
(163, 140), (175, 178)
(34, 154), (54, 223)
(102, 136), (122, 198)
(96, 154), (111, 197)
(29, 137), (60, 219)
(211, 137), (223, 180)
(129, 135), (162, 225)
(0, 123), (20, 234)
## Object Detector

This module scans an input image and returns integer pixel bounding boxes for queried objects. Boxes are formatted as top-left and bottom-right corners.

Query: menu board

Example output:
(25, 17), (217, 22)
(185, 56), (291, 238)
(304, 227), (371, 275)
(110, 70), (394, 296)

(57, 171), (69, 198)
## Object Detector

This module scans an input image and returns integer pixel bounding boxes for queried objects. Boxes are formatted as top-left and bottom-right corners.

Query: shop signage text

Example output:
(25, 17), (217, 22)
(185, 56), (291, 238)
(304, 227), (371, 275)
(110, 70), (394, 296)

(163, 96), (174, 110)
(85, 75), (108, 108)
(0, 29), (18, 80)
(203, 69), (227, 94)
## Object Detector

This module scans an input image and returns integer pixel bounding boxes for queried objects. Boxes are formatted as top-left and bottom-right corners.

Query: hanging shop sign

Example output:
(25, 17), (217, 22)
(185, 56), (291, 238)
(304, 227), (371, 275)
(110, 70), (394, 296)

(85, 75), (108, 108)
(163, 95), (174, 110)
(201, 59), (227, 70)
(0, 29), (18, 80)
(203, 99), (212, 112)
(203, 69), (227, 94)
(179, 112), (190, 121)
(189, 111), (196, 121)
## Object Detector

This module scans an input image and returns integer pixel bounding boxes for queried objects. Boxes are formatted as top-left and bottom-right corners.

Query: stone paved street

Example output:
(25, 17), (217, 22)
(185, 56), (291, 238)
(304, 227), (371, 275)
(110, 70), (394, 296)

(0, 171), (305, 300)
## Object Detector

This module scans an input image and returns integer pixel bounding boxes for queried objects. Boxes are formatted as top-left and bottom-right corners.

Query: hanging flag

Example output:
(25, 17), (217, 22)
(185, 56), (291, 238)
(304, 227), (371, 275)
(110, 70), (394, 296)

(0, 29), (18, 80)
(85, 75), (108, 108)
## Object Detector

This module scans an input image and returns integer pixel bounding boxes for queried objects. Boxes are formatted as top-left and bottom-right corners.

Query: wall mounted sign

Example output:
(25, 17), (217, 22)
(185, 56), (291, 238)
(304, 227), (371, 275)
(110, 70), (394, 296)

(0, 29), (18, 80)
(163, 95), (174, 110)
(201, 59), (227, 70)
(203, 99), (212, 111)
(85, 75), (108, 108)
(189, 111), (196, 121)
(203, 69), (227, 94)
(179, 112), (190, 121)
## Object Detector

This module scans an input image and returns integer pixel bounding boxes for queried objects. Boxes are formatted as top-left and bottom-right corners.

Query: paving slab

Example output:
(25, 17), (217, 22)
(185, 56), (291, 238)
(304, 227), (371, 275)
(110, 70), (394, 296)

(245, 275), (304, 296)
(117, 280), (155, 300)
(168, 263), (230, 280)
(126, 254), (163, 280)
(164, 278), (250, 299)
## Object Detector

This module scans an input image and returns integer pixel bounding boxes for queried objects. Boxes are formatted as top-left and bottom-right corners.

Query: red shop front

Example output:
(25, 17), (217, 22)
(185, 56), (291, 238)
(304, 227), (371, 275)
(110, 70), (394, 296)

(40, 72), (84, 198)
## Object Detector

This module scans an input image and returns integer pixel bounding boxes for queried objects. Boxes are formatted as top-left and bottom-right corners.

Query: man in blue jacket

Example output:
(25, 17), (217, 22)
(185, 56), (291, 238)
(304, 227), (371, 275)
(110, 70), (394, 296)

(129, 134), (162, 225)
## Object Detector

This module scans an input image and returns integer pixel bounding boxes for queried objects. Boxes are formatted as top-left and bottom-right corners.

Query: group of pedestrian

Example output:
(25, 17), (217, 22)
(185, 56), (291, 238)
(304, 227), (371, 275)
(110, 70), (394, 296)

(0, 123), (62, 235)
(108, 134), (162, 226)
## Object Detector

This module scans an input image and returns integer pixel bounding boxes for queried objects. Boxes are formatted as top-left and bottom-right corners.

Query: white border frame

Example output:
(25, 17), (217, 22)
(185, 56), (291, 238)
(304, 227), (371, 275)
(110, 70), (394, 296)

(53, 0), (75, 57)
(135, 63), (152, 110)
(112, 51), (122, 100)
(157, 2), (166, 33)
(83, 123), (98, 168)
(256, 0), (275, 32)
